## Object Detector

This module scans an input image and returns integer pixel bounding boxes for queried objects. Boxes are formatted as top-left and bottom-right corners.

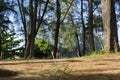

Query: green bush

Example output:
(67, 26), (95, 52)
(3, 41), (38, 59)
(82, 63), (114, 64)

(34, 39), (53, 58)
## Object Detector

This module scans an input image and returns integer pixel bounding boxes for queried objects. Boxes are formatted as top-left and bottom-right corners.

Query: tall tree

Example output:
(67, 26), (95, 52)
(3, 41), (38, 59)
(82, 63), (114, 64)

(17, 0), (49, 58)
(0, 0), (15, 59)
(81, 0), (86, 55)
(101, 0), (119, 52)
(17, 0), (27, 49)
(70, 14), (82, 57)
(88, 0), (95, 52)
(53, 0), (74, 58)
(53, 0), (61, 58)
(0, 32), (1, 59)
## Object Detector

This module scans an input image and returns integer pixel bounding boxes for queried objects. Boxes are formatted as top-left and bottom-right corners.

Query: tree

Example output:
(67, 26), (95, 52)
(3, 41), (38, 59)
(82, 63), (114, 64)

(70, 14), (82, 57)
(81, 0), (86, 55)
(0, 0), (16, 59)
(88, 0), (95, 52)
(17, 0), (27, 49)
(53, 0), (74, 58)
(17, 0), (49, 58)
(1, 30), (21, 59)
(53, 0), (61, 58)
(101, 0), (119, 52)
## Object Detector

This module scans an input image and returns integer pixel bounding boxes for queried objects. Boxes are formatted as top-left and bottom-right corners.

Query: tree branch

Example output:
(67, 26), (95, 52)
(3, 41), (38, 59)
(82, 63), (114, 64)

(35, 0), (49, 35)
(60, 0), (74, 24)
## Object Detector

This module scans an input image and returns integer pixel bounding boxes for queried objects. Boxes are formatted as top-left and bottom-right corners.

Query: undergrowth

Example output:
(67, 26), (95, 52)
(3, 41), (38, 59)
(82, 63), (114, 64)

(83, 50), (106, 59)
(82, 50), (120, 59)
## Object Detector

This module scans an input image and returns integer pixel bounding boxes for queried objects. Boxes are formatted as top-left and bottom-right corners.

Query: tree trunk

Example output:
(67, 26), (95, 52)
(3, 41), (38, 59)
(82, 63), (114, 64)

(28, 0), (38, 58)
(70, 13), (82, 57)
(53, 0), (61, 59)
(0, 37), (1, 59)
(75, 32), (82, 57)
(29, 35), (35, 58)
(25, 0), (35, 58)
(25, 35), (31, 58)
(111, 1), (119, 52)
(88, 0), (95, 52)
(18, 0), (49, 58)
(101, 0), (119, 52)
(81, 0), (86, 55)
(17, 0), (27, 55)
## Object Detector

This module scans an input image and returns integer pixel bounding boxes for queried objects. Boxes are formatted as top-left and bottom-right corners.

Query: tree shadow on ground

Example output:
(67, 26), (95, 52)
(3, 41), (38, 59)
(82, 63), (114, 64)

(1, 73), (120, 80)
(0, 69), (20, 77)
(1, 72), (120, 80)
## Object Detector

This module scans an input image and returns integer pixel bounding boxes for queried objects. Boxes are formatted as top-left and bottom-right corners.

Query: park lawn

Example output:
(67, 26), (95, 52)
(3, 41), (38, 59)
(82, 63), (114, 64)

(0, 53), (120, 80)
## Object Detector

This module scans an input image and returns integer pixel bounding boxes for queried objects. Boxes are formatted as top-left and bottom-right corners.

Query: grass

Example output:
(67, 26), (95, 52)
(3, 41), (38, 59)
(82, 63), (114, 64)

(83, 53), (104, 59)
(1, 53), (120, 80)
(53, 64), (72, 76)
(81, 51), (120, 59)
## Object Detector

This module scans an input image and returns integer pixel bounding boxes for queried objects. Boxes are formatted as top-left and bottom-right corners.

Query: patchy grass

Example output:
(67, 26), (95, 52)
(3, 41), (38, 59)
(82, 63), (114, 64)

(82, 53), (104, 59)
(82, 52), (120, 59)
(0, 53), (120, 80)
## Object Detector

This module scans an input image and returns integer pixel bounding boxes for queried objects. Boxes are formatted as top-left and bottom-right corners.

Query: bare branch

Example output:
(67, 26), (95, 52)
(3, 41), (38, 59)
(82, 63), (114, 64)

(60, 0), (74, 24)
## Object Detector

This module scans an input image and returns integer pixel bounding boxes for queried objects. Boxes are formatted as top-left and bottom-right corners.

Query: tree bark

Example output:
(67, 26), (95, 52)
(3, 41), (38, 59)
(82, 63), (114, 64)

(25, 0), (33, 58)
(53, 0), (61, 59)
(88, 0), (95, 52)
(75, 32), (82, 57)
(101, 0), (119, 52)
(25, 0), (35, 58)
(0, 34), (1, 59)
(81, 0), (86, 55)
(25, 35), (31, 58)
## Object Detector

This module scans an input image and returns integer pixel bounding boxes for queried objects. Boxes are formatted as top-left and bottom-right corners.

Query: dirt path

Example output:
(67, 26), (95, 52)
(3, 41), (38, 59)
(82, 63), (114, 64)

(0, 54), (120, 80)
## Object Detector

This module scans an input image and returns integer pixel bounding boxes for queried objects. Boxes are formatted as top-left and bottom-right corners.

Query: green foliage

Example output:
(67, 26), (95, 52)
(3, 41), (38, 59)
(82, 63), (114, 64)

(84, 50), (105, 59)
(34, 38), (53, 58)
(1, 30), (22, 59)
(0, 0), (21, 60)
(1, 30), (21, 51)
(60, 23), (77, 52)
(91, 50), (105, 54)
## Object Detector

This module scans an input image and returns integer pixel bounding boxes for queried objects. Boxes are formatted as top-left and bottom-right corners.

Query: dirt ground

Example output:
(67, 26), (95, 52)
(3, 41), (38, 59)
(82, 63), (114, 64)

(1, 54), (120, 80)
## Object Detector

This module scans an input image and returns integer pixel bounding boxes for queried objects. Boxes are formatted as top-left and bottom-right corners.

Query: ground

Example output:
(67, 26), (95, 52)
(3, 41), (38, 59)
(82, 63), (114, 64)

(0, 54), (120, 80)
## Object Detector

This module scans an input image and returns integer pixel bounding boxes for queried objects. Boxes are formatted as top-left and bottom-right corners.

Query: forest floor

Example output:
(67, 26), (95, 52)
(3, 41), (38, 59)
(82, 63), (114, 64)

(1, 54), (120, 80)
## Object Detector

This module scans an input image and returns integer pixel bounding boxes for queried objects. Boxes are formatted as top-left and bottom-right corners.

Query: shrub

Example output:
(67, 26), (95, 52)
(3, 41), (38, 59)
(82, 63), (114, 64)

(34, 39), (53, 58)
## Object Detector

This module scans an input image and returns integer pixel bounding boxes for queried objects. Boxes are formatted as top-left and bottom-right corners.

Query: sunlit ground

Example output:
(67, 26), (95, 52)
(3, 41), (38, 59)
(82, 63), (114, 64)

(0, 53), (120, 80)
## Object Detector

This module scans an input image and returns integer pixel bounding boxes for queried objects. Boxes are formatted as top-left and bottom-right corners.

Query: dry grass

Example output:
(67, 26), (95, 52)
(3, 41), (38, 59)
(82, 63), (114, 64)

(0, 54), (120, 80)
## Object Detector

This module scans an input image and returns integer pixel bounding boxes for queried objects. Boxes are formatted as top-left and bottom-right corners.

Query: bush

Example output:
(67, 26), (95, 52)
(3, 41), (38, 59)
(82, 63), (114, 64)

(34, 39), (53, 58)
